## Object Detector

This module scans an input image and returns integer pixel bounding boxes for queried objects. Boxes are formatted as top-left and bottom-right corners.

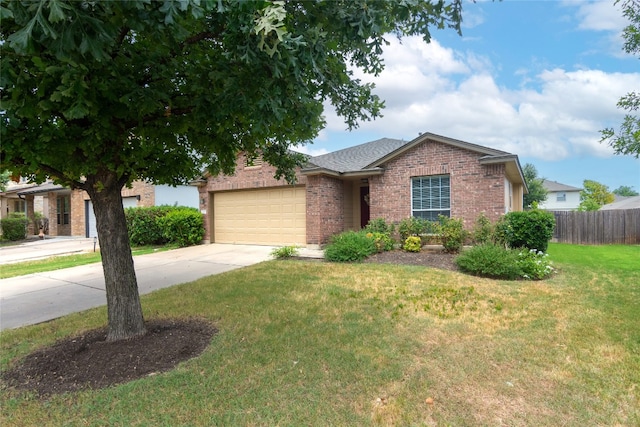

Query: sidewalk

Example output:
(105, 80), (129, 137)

(0, 239), (323, 331)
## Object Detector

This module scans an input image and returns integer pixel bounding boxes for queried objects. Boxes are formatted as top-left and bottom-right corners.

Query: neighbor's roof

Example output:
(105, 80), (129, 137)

(303, 132), (526, 189)
(600, 195), (640, 210)
(542, 179), (582, 192)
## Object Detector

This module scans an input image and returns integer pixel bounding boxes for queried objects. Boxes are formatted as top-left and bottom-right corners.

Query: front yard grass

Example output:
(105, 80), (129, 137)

(0, 245), (174, 279)
(1, 243), (639, 426)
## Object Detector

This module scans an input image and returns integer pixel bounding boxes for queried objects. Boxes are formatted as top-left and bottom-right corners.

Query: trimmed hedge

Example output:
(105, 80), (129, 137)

(1, 214), (28, 241)
(125, 206), (203, 247)
(157, 208), (205, 247)
(496, 210), (555, 252)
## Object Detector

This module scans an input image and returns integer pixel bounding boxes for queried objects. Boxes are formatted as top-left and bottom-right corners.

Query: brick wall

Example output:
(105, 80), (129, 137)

(370, 139), (506, 228)
(199, 153), (308, 242)
(305, 175), (344, 245)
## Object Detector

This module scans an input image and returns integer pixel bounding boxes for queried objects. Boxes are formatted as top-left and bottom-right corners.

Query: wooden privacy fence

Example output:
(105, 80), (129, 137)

(551, 209), (640, 245)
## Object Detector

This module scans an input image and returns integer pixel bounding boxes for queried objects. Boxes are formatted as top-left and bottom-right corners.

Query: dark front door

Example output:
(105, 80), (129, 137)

(360, 186), (370, 228)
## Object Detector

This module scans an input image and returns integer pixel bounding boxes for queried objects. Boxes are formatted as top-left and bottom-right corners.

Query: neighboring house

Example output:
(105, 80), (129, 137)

(538, 180), (582, 211)
(2, 181), (198, 238)
(601, 195), (640, 210)
(197, 132), (528, 247)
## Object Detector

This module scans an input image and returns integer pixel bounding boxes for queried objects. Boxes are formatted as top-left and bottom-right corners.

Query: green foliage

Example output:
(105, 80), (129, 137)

(0, 170), (10, 192)
(578, 180), (615, 211)
(600, 1), (640, 158)
(125, 205), (203, 247)
(496, 210), (555, 252)
(398, 217), (434, 241)
(522, 163), (548, 209)
(436, 215), (466, 253)
(613, 185), (639, 196)
(364, 218), (395, 236)
(271, 246), (299, 259)
(517, 248), (555, 280)
(324, 231), (376, 262)
(365, 232), (394, 253)
(472, 213), (494, 245)
(455, 244), (522, 280)
(455, 244), (554, 280)
(403, 236), (422, 253)
(156, 208), (204, 247)
(1, 214), (28, 241)
(125, 206), (173, 246)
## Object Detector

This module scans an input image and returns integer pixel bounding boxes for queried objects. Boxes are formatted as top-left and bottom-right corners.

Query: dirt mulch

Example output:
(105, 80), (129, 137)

(2, 318), (216, 397)
(1, 250), (458, 398)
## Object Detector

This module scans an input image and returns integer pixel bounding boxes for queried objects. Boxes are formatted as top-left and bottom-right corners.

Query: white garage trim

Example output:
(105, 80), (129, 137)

(213, 186), (306, 245)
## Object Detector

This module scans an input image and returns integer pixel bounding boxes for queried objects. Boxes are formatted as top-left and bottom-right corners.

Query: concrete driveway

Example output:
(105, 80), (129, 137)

(0, 238), (321, 331)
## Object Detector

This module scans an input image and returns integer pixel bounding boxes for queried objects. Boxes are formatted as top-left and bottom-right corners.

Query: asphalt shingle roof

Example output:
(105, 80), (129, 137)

(542, 180), (581, 192)
(305, 138), (407, 173)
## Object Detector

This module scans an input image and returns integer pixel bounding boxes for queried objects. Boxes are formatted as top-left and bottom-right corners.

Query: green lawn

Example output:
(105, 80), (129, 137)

(1, 243), (639, 426)
(0, 246), (174, 279)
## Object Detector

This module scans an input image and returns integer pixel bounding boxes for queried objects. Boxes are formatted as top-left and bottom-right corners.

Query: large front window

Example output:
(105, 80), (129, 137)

(411, 175), (450, 220)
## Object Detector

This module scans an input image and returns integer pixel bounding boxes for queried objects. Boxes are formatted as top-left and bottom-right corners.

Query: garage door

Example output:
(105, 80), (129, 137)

(213, 186), (306, 245)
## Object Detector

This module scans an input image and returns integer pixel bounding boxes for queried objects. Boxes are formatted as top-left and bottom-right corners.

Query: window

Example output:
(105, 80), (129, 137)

(13, 200), (26, 213)
(556, 192), (566, 202)
(411, 175), (450, 221)
(57, 196), (70, 225)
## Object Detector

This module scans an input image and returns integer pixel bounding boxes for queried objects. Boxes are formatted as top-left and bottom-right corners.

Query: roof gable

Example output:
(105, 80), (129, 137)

(304, 138), (407, 173)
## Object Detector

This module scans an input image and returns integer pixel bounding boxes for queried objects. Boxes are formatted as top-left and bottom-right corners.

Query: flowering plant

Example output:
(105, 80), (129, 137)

(516, 249), (554, 280)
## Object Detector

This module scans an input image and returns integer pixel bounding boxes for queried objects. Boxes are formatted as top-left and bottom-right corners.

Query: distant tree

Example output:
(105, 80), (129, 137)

(578, 180), (615, 211)
(600, 0), (640, 158)
(522, 163), (547, 209)
(0, 0), (464, 341)
(613, 185), (639, 196)
(0, 170), (9, 192)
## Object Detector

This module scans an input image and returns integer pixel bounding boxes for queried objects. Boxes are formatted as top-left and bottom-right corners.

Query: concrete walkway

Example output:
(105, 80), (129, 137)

(0, 238), (323, 331)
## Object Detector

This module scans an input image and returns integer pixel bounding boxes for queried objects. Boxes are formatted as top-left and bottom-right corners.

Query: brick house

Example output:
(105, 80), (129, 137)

(10, 181), (198, 238)
(197, 132), (527, 247)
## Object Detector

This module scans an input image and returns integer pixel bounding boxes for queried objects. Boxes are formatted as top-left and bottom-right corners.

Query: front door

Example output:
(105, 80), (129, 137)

(360, 186), (370, 228)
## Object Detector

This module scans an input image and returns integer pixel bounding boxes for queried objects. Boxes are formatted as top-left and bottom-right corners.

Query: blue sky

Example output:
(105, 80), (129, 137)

(297, 0), (640, 192)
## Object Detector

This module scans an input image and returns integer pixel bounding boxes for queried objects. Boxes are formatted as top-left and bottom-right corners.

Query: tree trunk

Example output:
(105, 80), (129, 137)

(87, 181), (146, 341)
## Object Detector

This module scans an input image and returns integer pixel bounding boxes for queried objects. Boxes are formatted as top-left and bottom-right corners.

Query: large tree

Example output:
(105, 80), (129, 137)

(522, 163), (547, 209)
(0, 0), (463, 341)
(613, 185), (639, 196)
(578, 180), (615, 211)
(601, 0), (640, 158)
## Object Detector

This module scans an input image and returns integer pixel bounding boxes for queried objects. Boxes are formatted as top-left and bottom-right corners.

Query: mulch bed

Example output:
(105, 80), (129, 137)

(1, 250), (457, 397)
(2, 318), (217, 397)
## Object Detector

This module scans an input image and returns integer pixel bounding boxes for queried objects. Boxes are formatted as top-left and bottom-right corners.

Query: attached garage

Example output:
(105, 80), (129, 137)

(212, 186), (306, 245)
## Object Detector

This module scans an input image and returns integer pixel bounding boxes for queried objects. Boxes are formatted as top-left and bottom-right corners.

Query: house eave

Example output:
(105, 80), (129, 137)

(301, 167), (384, 178)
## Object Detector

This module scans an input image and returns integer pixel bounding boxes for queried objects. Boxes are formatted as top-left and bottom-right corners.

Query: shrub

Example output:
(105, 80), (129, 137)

(398, 217), (433, 241)
(366, 232), (394, 252)
(125, 206), (173, 246)
(156, 207), (204, 247)
(516, 248), (554, 280)
(1, 213), (28, 241)
(437, 215), (467, 254)
(324, 230), (376, 262)
(455, 244), (522, 280)
(472, 213), (494, 245)
(497, 210), (555, 252)
(403, 236), (422, 252)
(364, 218), (395, 236)
(271, 245), (299, 259)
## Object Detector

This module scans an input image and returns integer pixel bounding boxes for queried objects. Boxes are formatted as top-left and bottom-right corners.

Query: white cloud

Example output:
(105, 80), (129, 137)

(293, 144), (329, 157)
(319, 37), (640, 162)
(572, 1), (627, 32)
